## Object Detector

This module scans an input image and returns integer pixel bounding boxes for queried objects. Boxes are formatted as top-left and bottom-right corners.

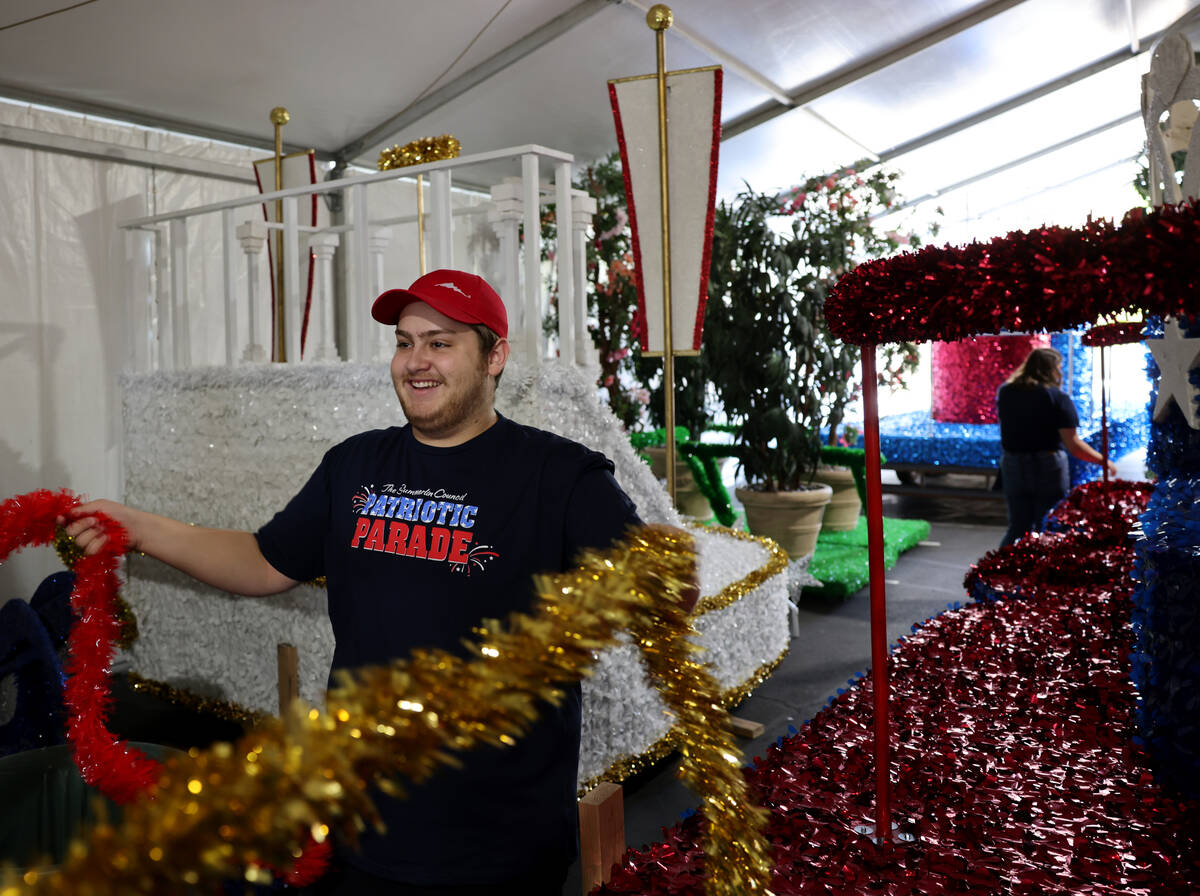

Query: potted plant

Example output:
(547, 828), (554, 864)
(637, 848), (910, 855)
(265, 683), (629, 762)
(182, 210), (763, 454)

(701, 189), (831, 557)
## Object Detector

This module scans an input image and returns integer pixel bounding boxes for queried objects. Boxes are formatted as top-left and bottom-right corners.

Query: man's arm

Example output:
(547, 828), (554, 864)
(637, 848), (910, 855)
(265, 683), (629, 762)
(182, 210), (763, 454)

(62, 499), (298, 597)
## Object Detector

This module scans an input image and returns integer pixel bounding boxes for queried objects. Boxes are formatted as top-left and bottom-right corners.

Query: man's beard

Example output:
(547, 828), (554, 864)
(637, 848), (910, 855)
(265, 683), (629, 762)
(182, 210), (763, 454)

(397, 356), (492, 439)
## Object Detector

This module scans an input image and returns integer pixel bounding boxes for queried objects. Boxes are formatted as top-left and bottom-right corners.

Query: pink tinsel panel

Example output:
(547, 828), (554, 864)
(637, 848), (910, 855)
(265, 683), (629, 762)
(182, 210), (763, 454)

(931, 334), (1050, 423)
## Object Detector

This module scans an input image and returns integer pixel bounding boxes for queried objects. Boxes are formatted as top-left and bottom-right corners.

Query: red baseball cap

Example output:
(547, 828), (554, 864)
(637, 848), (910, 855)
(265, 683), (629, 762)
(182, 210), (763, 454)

(372, 269), (508, 338)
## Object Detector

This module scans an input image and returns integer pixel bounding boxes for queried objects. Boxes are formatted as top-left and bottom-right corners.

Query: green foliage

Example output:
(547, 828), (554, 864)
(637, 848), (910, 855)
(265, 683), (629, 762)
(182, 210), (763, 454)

(563, 153), (930, 489)
(705, 166), (931, 490)
(573, 155), (649, 429)
(703, 191), (823, 490)
(773, 165), (932, 446)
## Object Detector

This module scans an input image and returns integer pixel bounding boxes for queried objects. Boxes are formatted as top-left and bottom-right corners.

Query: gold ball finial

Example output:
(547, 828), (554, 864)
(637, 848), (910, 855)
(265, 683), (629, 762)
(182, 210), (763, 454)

(646, 4), (673, 31)
(270, 106), (290, 126)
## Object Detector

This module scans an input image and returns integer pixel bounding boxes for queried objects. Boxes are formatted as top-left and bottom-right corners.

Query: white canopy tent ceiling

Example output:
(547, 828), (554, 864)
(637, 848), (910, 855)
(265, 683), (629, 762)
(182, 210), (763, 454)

(2, 0), (1200, 229)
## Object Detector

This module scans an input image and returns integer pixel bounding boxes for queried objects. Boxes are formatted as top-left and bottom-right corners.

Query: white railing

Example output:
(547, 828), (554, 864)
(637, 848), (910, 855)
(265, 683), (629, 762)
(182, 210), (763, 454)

(118, 145), (596, 372)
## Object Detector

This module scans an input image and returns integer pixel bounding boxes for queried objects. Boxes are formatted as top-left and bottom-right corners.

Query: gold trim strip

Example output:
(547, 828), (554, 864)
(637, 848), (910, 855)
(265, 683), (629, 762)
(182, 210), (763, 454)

(694, 526), (789, 616)
(608, 63), (722, 85)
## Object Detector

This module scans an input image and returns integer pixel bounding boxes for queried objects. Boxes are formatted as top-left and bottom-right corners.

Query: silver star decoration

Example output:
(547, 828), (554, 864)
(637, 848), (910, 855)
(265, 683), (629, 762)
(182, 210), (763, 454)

(1146, 316), (1200, 429)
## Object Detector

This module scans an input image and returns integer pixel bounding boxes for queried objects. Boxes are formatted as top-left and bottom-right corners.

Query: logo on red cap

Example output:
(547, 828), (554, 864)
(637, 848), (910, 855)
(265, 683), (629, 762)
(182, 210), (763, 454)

(435, 281), (470, 298)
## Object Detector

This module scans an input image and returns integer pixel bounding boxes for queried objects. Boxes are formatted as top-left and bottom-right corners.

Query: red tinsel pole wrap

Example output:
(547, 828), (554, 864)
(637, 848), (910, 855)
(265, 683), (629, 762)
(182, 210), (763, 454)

(859, 347), (893, 841)
(1101, 345), (1110, 480)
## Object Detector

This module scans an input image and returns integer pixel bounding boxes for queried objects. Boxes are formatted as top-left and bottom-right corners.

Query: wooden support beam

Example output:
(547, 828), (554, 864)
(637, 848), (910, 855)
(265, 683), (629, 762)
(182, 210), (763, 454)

(728, 716), (764, 739)
(277, 643), (299, 716)
(579, 781), (624, 892)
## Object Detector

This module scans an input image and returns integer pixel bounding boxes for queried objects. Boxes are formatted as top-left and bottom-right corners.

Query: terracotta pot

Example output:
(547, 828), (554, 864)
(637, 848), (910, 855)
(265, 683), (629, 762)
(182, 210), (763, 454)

(811, 465), (861, 532)
(643, 446), (712, 519)
(735, 483), (833, 558)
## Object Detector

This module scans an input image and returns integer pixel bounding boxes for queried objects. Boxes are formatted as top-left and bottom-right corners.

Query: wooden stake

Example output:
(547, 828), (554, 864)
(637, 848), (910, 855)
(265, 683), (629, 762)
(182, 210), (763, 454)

(277, 642), (299, 716)
(728, 716), (764, 739)
(579, 782), (625, 892)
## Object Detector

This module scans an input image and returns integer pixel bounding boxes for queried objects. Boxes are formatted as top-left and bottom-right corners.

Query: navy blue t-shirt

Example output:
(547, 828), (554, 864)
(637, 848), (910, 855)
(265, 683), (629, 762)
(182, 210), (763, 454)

(255, 414), (639, 885)
(996, 383), (1079, 453)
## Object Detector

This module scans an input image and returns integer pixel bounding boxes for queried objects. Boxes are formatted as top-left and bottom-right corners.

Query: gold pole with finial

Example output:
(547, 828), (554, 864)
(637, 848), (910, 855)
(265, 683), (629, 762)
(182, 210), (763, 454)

(270, 106), (289, 362)
(648, 4), (677, 503)
(417, 174), (427, 275)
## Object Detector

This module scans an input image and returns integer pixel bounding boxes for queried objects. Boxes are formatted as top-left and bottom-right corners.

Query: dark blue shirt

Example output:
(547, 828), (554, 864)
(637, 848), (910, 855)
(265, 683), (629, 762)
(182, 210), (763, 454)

(996, 383), (1079, 453)
(255, 414), (640, 884)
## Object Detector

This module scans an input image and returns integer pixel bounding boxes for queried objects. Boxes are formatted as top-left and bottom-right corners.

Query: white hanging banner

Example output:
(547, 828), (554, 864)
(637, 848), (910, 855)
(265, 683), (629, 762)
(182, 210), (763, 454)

(609, 65), (721, 356)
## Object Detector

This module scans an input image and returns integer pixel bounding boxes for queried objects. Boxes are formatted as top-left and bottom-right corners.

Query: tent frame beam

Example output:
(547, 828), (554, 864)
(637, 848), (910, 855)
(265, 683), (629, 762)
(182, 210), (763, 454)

(0, 119), (257, 183)
(721, 0), (1031, 140)
(0, 84), (327, 161)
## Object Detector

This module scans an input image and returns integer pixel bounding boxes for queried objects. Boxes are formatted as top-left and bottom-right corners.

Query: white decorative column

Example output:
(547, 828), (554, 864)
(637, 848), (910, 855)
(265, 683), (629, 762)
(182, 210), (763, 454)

(153, 225), (171, 371)
(489, 178), (523, 355)
(429, 168), (453, 270)
(521, 153), (543, 361)
(554, 161), (576, 366)
(308, 232), (341, 361)
(168, 218), (190, 370)
(369, 226), (394, 362)
(222, 208), (237, 367)
(571, 189), (597, 370)
(236, 219), (269, 362)
(346, 182), (371, 363)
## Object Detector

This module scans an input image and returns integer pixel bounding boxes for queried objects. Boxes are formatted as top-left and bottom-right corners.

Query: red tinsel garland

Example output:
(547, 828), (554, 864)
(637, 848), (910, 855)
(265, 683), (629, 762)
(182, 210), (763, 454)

(0, 488), (158, 802)
(0, 488), (329, 885)
(826, 200), (1200, 345)
(1081, 321), (1146, 347)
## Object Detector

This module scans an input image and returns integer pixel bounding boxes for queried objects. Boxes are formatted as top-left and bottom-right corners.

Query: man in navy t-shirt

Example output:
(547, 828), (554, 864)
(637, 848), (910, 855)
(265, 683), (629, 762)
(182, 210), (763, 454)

(64, 269), (642, 894)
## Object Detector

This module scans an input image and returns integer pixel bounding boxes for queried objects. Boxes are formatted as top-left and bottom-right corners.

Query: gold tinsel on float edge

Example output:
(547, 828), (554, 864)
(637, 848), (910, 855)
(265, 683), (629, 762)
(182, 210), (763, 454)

(5, 526), (772, 896)
(126, 673), (268, 729)
(694, 526), (789, 616)
(377, 135), (461, 170)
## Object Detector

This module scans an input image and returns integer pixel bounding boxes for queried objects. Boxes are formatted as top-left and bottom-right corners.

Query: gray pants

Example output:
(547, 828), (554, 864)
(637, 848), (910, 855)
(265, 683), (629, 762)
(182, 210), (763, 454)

(999, 449), (1069, 547)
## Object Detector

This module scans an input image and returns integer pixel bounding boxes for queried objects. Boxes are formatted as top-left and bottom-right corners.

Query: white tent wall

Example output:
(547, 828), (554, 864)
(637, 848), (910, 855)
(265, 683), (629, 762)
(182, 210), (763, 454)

(0, 101), (263, 603)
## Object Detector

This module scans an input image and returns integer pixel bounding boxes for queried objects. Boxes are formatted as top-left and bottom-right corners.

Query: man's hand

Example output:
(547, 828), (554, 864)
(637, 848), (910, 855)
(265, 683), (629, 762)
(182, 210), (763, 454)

(58, 499), (142, 556)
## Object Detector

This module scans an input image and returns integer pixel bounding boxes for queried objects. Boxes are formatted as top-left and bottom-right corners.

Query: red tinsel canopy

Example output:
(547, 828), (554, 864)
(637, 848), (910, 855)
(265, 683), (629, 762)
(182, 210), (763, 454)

(826, 201), (1200, 346)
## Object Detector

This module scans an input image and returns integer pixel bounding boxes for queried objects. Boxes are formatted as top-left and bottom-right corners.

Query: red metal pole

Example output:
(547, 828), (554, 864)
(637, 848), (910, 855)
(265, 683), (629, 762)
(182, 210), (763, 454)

(1100, 345), (1110, 481)
(859, 345), (892, 840)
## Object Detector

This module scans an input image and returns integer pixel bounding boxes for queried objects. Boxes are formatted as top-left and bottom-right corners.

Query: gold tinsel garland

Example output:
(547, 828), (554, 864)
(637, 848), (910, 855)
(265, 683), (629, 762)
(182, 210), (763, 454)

(377, 134), (462, 170)
(127, 527), (788, 745)
(6, 526), (771, 896)
(115, 527), (788, 789)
